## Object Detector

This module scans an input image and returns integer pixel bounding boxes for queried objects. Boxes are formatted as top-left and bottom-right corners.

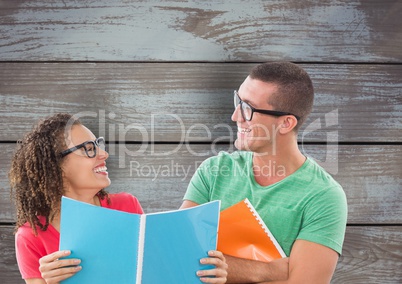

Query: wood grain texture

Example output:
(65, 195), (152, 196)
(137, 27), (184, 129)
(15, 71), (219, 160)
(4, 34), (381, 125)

(0, 63), (401, 142)
(0, 1), (400, 284)
(1, 143), (401, 224)
(0, 226), (21, 284)
(0, 1), (401, 62)
(333, 226), (402, 284)
(0, 225), (400, 284)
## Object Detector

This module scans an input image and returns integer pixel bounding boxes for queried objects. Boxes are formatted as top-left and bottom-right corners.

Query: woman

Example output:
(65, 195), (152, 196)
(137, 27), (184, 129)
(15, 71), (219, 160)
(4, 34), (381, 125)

(10, 113), (227, 284)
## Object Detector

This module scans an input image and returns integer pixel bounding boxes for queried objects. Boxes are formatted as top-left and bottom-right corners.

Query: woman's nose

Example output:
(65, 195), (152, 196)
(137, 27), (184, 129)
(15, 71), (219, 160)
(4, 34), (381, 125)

(98, 147), (109, 160)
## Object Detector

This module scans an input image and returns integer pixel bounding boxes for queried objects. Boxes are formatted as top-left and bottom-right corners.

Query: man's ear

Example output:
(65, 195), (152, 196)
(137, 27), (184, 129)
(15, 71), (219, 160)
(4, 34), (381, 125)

(278, 116), (298, 134)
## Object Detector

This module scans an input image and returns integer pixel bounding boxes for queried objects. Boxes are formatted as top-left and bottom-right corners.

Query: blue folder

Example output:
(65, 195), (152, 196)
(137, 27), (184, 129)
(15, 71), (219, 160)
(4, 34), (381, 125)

(59, 197), (220, 284)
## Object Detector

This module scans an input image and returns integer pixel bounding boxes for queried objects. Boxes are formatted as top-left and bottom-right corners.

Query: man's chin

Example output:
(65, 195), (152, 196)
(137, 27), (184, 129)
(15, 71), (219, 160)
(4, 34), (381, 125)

(234, 139), (250, 151)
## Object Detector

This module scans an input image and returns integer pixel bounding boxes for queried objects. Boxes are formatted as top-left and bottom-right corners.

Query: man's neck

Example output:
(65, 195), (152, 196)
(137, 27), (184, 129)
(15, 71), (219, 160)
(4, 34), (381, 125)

(252, 147), (306, 187)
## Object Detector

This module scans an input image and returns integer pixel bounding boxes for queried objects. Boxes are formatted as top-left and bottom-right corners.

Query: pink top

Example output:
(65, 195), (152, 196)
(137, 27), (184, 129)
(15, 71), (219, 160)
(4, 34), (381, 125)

(15, 192), (143, 279)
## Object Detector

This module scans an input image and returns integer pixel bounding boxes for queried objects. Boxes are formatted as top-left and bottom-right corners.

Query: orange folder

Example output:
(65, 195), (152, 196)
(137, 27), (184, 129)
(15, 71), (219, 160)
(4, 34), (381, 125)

(217, 198), (286, 262)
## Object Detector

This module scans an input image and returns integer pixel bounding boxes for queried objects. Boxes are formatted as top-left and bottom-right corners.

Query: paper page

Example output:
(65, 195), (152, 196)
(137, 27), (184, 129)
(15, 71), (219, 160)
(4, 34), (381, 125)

(59, 197), (140, 284)
(141, 200), (220, 283)
(59, 197), (220, 284)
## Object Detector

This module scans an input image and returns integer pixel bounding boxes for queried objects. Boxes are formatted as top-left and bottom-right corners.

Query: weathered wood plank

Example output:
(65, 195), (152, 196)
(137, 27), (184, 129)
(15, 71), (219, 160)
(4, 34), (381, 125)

(0, 225), (400, 284)
(1, 144), (401, 224)
(333, 226), (402, 284)
(0, 63), (401, 142)
(0, 1), (401, 62)
(0, 226), (21, 284)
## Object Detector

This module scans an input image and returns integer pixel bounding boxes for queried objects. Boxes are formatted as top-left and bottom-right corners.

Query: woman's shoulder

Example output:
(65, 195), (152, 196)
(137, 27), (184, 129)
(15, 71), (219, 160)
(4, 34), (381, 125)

(15, 217), (59, 248)
(15, 222), (34, 239)
(102, 192), (144, 214)
(15, 216), (49, 237)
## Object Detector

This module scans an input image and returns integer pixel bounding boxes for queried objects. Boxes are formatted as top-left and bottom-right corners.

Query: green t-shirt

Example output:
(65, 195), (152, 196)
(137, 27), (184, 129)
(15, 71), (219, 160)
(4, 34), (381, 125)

(183, 151), (347, 256)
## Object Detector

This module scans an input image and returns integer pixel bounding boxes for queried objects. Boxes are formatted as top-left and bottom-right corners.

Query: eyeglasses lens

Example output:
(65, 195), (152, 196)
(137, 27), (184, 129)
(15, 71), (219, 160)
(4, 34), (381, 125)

(234, 90), (252, 121)
(96, 138), (106, 151)
(242, 103), (253, 121)
(82, 138), (105, 158)
(83, 141), (96, 158)
(234, 92), (239, 108)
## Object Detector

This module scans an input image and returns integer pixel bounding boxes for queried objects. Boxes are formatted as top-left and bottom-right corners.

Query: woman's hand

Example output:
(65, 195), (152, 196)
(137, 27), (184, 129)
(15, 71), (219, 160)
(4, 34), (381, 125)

(38, 250), (81, 284)
(197, 250), (228, 283)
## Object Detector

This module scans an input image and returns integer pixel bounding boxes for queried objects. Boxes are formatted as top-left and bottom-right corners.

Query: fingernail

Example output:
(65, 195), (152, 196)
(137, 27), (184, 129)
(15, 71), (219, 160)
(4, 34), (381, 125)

(64, 250), (70, 255)
(75, 266), (82, 271)
(208, 250), (215, 256)
(74, 259), (81, 264)
(200, 258), (206, 264)
(196, 271), (203, 276)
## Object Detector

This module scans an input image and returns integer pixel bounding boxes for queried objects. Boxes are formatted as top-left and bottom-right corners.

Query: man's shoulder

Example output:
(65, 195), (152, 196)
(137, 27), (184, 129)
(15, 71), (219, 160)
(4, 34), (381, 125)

(303, 158), (345, 201)
(305, 157), (341, 183)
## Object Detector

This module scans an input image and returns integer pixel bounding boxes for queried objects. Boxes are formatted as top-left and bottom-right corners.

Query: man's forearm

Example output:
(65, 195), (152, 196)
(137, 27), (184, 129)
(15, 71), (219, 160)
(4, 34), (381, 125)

(226, 255), (289, 283)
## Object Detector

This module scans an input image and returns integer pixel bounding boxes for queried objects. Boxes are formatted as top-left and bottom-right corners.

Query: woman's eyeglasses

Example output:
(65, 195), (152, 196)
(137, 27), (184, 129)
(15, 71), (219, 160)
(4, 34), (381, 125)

(60, 137), (106, 158)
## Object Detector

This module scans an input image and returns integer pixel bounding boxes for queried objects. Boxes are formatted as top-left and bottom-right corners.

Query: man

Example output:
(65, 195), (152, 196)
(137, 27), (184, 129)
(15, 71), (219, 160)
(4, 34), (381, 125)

(181, 62), (347, 283)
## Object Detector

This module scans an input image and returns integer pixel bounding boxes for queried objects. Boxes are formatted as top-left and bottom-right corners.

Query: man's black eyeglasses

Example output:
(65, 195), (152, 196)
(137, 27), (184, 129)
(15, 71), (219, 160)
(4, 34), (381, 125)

(60, 137), (106, 158)
(234, 90), (300, 121)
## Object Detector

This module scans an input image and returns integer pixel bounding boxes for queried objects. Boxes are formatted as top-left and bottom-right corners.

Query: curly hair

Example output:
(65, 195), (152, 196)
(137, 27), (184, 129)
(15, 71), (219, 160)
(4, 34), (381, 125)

(9, 113), (108, 235)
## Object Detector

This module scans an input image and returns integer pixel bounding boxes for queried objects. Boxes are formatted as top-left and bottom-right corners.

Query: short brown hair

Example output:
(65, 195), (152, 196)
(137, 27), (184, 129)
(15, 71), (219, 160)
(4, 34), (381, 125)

(249, 62), (314, 131)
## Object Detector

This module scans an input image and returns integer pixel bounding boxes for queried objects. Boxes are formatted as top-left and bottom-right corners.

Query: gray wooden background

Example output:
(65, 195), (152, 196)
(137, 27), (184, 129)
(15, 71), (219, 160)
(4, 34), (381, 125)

(0, 1), (401, 283)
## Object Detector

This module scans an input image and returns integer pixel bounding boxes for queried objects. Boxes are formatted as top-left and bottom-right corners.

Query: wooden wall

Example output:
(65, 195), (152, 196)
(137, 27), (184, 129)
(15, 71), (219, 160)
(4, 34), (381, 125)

(0, 1), (401, 283)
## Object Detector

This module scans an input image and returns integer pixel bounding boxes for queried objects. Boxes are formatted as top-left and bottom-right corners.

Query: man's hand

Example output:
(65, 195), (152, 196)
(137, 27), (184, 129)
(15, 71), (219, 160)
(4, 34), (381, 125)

(197, 250), (228, 283)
